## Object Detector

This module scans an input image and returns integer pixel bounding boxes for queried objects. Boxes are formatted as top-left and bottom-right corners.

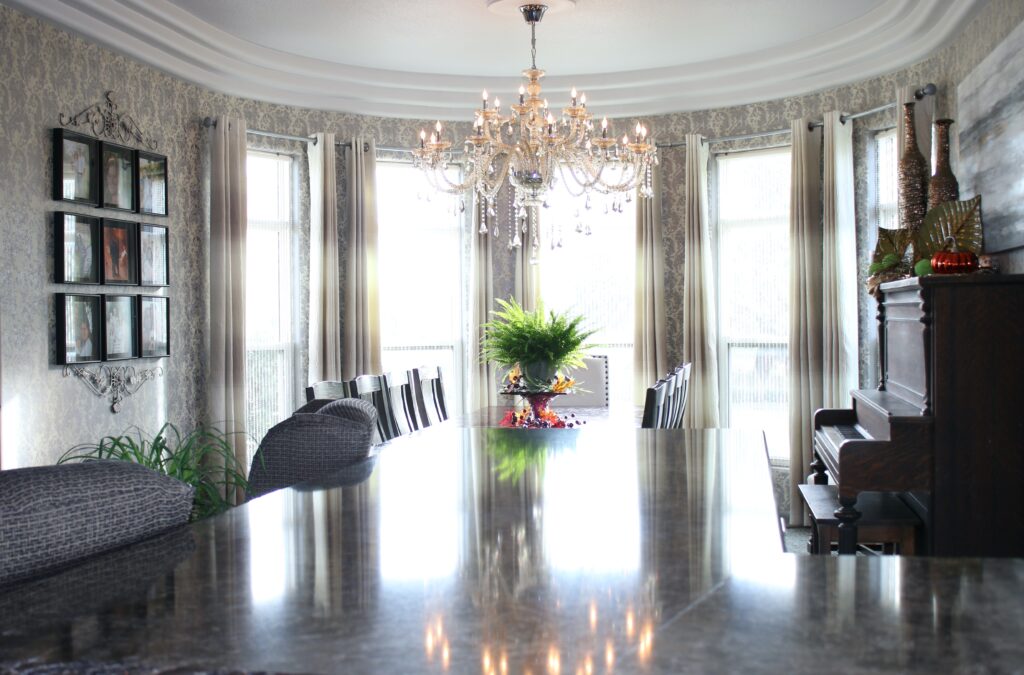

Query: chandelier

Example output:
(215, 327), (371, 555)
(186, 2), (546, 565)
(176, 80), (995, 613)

(412, 3), (657, 248)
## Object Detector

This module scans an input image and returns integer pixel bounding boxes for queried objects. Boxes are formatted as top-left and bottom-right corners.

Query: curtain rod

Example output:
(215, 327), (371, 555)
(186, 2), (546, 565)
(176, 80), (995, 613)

(656, 82), (936, 148)
(204, 82), (936, 155)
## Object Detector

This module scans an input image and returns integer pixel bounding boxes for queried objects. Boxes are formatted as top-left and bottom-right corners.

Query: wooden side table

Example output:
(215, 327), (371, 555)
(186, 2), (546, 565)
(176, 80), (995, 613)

(798, 484), (920, 555)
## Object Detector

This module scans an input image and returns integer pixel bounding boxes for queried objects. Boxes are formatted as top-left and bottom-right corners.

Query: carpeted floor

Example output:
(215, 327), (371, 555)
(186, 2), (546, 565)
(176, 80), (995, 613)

(784, 526), (811, 554)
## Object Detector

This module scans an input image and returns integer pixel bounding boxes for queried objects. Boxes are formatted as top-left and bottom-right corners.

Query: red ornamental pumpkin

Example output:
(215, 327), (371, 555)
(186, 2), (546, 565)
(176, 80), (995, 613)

(931, 236), (978, 274)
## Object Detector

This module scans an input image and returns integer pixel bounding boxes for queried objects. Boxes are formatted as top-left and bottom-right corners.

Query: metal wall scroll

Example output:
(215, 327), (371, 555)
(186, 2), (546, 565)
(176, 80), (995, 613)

(63, 364), (164, 413)
(59, 91), (159, 150)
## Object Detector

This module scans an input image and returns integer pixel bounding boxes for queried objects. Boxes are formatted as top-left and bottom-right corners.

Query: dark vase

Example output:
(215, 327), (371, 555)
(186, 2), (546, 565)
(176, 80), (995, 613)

(898, 102), (929, 231)
(928, 119), (960, 210)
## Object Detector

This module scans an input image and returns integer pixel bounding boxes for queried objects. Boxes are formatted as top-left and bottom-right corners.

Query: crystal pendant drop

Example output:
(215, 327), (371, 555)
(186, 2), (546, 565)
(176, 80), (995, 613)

(512, 232), (522, 247)
(585, 224), (592, 236)
(575, 221), (584, 233)
(459, 198), (465, 213)
(585, 195), (592, 210)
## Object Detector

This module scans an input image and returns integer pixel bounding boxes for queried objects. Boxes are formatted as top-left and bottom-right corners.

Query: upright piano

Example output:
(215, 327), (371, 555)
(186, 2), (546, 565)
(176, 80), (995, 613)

(812, 274), (1024, 555)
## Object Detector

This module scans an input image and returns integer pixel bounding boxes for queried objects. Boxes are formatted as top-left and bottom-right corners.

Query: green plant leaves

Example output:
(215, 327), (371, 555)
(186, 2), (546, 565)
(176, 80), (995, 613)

(480, 297), (597, 375)
(58, 423), (250, 521)
(915, 195), (983, 261)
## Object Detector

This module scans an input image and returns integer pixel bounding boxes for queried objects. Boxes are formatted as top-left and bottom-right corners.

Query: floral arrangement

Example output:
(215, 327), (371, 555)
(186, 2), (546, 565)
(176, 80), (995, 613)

(481, 297), (596, 393)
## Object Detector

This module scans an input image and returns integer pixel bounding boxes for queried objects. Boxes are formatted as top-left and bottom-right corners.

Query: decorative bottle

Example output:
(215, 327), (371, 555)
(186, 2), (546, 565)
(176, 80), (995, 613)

(928, 118), (959, 210)
(897, 102), (929, 231)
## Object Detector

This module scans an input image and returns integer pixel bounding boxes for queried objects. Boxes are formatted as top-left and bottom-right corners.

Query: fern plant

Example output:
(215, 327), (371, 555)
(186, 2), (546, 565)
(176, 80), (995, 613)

(481, 298), (597, 388)
(58, 423), (250, 521)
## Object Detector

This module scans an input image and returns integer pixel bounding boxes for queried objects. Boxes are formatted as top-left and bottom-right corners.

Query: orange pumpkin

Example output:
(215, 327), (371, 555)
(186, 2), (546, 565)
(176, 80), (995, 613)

(931, 236), (978, 274)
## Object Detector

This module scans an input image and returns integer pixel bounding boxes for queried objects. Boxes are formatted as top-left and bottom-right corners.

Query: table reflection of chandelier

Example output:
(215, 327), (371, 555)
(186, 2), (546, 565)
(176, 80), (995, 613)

(412, 3), (657, 247)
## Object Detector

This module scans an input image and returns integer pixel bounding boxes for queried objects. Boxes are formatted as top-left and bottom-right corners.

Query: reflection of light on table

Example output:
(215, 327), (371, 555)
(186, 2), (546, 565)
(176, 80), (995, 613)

(247, 495), (287, 605)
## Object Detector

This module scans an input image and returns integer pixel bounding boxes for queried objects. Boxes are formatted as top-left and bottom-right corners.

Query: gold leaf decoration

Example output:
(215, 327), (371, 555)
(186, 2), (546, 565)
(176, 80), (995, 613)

(871, 226), (912, 264)
(914, 195), (983, 261)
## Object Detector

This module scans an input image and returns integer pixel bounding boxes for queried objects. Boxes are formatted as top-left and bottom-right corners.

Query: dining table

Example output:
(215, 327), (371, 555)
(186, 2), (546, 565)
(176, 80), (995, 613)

(1, 420), (1022, 673)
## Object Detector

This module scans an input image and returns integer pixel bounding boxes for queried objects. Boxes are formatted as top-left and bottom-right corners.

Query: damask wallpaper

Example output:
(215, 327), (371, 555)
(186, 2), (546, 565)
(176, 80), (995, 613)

(1, 0), (1022, 468)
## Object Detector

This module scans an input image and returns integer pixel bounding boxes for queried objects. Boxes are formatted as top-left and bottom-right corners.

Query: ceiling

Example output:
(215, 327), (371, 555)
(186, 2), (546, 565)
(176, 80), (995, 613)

(10, 0), (985, 120)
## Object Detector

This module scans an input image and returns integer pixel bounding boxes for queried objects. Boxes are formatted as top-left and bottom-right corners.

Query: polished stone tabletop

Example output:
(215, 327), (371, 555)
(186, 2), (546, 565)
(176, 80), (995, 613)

(1, 426), (1022, 673)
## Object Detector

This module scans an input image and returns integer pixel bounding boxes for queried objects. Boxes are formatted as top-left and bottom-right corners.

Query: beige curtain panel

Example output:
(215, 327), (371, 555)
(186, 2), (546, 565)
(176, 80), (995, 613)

(207, 115), (249, 475)
(469, 201), (499, 410)
(343, 137), (382, 378)
(634, 162), (669, 404)
(308, 131), (342, 383)
(514, 212), (541, 313)
(822, 111), (859, 407)
(787, 118), (823, 527)
(681, 133), (720, 428)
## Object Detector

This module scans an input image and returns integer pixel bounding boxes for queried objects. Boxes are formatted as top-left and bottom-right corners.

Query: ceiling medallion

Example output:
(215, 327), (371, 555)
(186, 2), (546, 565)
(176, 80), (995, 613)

(413, 3), (657, 250)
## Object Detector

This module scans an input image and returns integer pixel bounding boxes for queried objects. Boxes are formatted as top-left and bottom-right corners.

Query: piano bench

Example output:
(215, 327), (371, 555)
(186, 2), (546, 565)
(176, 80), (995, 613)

(798, 484), (921, 555)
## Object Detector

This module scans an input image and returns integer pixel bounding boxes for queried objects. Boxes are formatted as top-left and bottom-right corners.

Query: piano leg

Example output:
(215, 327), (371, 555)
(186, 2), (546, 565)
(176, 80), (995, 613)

(834, 497), (861, 555)
(810, 453), (828, 485)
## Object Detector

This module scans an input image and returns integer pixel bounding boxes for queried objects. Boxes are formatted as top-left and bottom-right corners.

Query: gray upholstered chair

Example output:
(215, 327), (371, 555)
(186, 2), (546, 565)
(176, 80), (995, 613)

(0, 460), (195, 586)
(549, 354), (609, 408)
(305, 380), (349, 403)
(247, 397), (377, 499)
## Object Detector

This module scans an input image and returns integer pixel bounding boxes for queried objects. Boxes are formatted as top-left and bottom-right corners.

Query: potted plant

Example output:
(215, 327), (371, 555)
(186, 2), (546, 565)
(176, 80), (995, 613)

(59, 423), (250, 521)
(481, 297), (597, 393)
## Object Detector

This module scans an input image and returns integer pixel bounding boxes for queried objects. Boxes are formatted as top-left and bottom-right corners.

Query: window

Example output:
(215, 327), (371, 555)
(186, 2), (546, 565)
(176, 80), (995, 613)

(537, 183), (636, 408)
(873, 129), (898, 230)
(245, 151), (297, 459)
(715, 148), (791, 459)
(376, 162), (466, 413)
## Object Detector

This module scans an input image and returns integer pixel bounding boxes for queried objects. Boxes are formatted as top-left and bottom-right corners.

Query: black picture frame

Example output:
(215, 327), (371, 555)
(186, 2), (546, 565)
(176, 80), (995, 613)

(56, 293), (102, 364)
(139, 223), (169, 286)
(54, 212), (101, 284)
(101, 219), (139, 285)
(103, 294), (139, 361)
(137, 151), (168, 216)
(53, 129), (99, 205)
(100, 141), (137, 212)
(139, 295), (170, 358)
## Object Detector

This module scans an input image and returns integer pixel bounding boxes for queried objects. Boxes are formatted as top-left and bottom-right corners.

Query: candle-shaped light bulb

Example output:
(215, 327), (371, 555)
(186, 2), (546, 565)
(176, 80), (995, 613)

(601, 117), (608, 138)
(635, 122), (642, 141)
(435, 120), (442, 134)
(431, 132), (437, 144)
(641, 124), (648, 139)
(622, 133), (629, 145)
(571, 87), (578, 106)
(580, 92), (587, 106)
(419, 129), (426, 148)
(519, 85), (526, 104)
(494, 97), (500, 109)
(482, 89), (488, 109)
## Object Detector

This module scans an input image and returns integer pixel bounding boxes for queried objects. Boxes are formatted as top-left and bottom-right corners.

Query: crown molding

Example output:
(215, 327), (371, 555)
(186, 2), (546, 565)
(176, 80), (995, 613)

(5, 0), (985, 120)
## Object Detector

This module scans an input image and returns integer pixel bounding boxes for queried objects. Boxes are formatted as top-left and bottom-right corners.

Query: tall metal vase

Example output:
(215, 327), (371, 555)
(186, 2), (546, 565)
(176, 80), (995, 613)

(928, 118), (959, 210)
(898, 102), (929, 231)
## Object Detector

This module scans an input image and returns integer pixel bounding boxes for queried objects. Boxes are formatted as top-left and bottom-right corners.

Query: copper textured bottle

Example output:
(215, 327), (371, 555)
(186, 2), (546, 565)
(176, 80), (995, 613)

(928, 118), (959, 210)
(898, 102), (929, 231)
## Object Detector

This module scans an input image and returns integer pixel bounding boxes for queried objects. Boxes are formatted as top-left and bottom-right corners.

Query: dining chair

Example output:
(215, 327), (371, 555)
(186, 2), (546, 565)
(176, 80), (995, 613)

(409, 366), (449, 428)
(305, 380), (350, 403)
(549, 354), (609, 408)
(348, 374), (400, 442)
(640, 379), (668, 429)
(381, 370), (419, 436)
(673, 362), (692, 427)
(659, 374), (676, 427)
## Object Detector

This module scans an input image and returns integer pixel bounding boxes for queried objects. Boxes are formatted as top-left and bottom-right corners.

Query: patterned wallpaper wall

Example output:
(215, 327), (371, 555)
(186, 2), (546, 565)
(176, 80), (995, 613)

(1, 0), (1022, 468)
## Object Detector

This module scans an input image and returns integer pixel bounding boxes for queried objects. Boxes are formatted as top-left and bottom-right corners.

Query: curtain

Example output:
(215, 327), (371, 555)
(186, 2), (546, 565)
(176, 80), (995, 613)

(343, 137), (382, 378)
(469, 200), (499, 410)
(822, 112), (859, 408)
(681, 133), (719, 428)
(634, 163), (669, 403)
(308, 132), (342, 383)
(208, 115), (248, 477)
(787, 118), (823, 527)
(896, 85), (935, 166)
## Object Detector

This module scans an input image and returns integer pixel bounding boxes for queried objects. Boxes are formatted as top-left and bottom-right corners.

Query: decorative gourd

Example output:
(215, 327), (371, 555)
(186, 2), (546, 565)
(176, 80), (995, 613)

(930, 236), (978, 274)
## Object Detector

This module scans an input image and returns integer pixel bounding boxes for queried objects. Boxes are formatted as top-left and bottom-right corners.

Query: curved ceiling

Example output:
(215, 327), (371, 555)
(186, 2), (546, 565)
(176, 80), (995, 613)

(9, 0), (984, 120)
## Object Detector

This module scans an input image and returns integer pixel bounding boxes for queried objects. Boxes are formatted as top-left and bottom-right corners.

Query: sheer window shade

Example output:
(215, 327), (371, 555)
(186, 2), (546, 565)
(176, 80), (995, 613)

(376, 162), (466, 412)
(537, 184), (636, 408)
(245, 151), (297, 458)
(874, 130), (898, 230)
(715, 148), (792, 459)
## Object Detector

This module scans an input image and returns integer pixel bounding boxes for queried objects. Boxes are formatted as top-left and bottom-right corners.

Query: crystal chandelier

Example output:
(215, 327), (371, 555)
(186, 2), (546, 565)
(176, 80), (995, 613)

(413, 3), (657, 248)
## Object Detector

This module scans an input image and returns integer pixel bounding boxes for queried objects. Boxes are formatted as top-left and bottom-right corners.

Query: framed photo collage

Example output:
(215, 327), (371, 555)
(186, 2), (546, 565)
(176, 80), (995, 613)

(53, 128), (170, 365)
